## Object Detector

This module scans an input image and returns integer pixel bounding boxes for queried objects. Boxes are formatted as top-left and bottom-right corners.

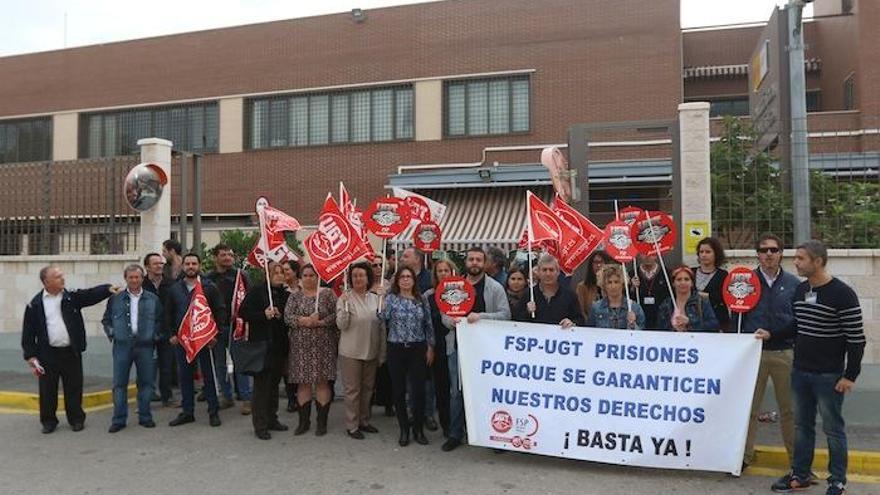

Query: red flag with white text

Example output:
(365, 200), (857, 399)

(231, 270), (248, 341)
(178, 278), (220, 363)
(304, 194), (371, 283)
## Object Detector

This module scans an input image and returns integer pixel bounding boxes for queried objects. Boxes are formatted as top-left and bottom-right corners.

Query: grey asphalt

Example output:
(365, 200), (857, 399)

(1, 403), (877, 495)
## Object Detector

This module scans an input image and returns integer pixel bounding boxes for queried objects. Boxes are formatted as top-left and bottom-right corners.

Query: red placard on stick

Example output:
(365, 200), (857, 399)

(364, 197), (411, 238)
(619, 205), (645, 226)
(630, 210), (677, 257)
(413, 221), (442, 252)
(604, 220), (638, 263)
(434, 276), (475, 317)
(722, 267), (763, 313)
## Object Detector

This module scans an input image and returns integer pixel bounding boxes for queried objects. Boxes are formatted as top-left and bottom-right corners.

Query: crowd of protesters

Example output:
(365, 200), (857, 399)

(21, 235), (865, 495)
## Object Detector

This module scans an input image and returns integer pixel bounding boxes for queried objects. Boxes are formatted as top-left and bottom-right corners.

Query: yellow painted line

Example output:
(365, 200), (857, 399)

(745, 466), (880, 485)
(0, 385), (136, 412)
(754, 445), (880, 476)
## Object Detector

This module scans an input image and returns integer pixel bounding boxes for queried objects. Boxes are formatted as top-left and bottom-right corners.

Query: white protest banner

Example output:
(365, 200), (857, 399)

(457, 320), (761, 475)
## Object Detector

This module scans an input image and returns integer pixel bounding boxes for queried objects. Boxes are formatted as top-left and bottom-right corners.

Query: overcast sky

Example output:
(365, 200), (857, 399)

(0, 0), (810, 57)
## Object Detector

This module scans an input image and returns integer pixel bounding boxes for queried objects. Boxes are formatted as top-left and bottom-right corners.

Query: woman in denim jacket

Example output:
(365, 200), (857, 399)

(657, 265), (719, 332)
(586, 264), (645, 330)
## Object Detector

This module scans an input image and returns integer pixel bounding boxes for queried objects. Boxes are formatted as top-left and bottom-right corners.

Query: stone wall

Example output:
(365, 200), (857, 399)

(0, 255), (138, 339)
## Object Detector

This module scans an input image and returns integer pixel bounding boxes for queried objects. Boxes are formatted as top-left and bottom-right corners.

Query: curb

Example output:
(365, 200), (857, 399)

(753, 445), (880, 477)
(0, 385), (136, 412)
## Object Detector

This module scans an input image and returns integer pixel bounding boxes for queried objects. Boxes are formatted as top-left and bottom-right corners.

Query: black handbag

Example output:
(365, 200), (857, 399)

(230, 325), (268, 376)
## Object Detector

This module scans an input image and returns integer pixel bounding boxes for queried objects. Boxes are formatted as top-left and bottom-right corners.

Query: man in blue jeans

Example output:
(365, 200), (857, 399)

(441, 247), (511, 451)
(758, 240), (865, 495)
(102, 264), (163, 432)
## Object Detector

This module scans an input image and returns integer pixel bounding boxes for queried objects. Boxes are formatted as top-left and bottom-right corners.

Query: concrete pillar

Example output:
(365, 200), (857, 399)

(52, 113), (79, 161)
(137, 138), (173, 255)
(219, 97), (244, 153)
(677, 102), (712, 267)
(414, 80), (442, 141)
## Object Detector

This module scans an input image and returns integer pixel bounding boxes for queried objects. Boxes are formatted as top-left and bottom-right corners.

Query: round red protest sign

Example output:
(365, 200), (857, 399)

(630, 210), (677, 257)
(413, 221), (442, 252)
(619, 205), (645, 226)
(722, 266), (762, 313)
(364, 197), (411, 238)
(404, 196), (432, 224)
(434, 276), (475, 317)
(603, 219), (638, 263)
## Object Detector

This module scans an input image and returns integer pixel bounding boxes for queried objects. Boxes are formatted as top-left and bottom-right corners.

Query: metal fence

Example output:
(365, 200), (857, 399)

(711, 115), (879, 249)
(0, 157), (140, 255)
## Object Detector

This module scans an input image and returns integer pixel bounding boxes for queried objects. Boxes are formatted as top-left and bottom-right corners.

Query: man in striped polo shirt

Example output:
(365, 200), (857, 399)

(759, 240), (865, 495)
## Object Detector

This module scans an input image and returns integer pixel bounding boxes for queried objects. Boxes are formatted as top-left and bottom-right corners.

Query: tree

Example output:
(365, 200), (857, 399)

(711, 116), (792, 249)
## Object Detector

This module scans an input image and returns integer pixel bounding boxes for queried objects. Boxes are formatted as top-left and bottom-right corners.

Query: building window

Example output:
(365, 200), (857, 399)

(843, 74), (855, 110)
(704, 97), (750, 117)
(444, 75), (530, 137)
(806, 90), (821, 113)
(0, 117), (52, 164)
(246, 85), (414, 149)
(81, 102), (219, 158)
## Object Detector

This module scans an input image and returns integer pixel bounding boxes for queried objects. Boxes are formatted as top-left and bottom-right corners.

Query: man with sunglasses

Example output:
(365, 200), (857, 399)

(736, 233), (800, 472)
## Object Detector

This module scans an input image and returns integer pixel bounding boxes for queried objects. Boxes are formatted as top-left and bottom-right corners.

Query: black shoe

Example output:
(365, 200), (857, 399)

(169, 414), (195, 427)
(442, 438), (462, 452)
(255, 430), (271, 440)
(196, 390), (206, 402)
(360, 424), (379, 434)
(209, 414), (221, 427)
(108, 424), (125, 433)
(41, 424), (57, 434)
(348, 429), (365, 440)
(139, 420), (156, 428)
(268, 421), (289, 432)
(71, 423), (85, 432)
(384, 405), (395, 417)
(424, 416), (438, 432)
(295, 401), (312, 435)
(413, 427), (429, 445)
(771, 472), (813, 492)
(398, 426), (410, 447)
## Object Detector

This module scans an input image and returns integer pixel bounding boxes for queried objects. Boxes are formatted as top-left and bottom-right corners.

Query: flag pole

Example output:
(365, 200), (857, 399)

(208, 347), (222, 405)
(614, 200), (632, 315)
(644, 213), (678, 314)
(525, 192), (535, 319)
(379, 237), (387, 311)
(256, 205), (274, 308)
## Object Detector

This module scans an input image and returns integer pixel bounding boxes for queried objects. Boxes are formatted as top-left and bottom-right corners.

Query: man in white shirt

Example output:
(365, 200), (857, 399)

(22, 266), (115, 434)
(102, 265), (164, 433)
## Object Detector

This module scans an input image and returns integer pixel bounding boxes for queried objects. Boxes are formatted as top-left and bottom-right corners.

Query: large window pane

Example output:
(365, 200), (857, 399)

(87, 116), (102, 158)
(290, 97), (308, 146)
(268, 99), (288, 148)
(351, 91), (371, 143)
(395, 88), (414, 139)
(372, 89), (393, 141)
(331, 94), (349, 143)
(467, 81), (488, 135)
(511, 78), (530, 132)
(446, 84), (465, 136)
(488, 80), (510, 134)
(204, 105), (219, 150)
(102, 115), (117, 157)
(309, 95), (329, 145)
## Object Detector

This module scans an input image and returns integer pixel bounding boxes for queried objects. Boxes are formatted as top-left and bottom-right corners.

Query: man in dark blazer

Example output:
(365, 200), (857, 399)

(21, 265), (116, 434)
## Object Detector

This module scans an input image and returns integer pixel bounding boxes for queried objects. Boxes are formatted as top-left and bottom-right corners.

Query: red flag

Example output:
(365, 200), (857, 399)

(304, 194), (371, 283)
(551, 194), (603, 242)
(526, 191), (561, 243)
(248, 200), (300, 267)
(178, 278), (220, 363)
(549, 194), (603, 274)
(231, 270), (248, 341)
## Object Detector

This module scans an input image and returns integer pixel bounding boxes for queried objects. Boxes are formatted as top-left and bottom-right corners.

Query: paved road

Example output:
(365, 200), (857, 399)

(0, 404), (877, 495)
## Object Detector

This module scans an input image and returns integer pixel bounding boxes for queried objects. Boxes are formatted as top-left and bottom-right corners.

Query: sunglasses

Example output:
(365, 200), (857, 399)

(371, 264), (382, 268)
(757, 247), (781, 254)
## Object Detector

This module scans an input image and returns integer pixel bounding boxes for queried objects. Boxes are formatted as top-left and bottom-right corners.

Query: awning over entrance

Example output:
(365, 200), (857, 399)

(394, 186), (552, 253)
